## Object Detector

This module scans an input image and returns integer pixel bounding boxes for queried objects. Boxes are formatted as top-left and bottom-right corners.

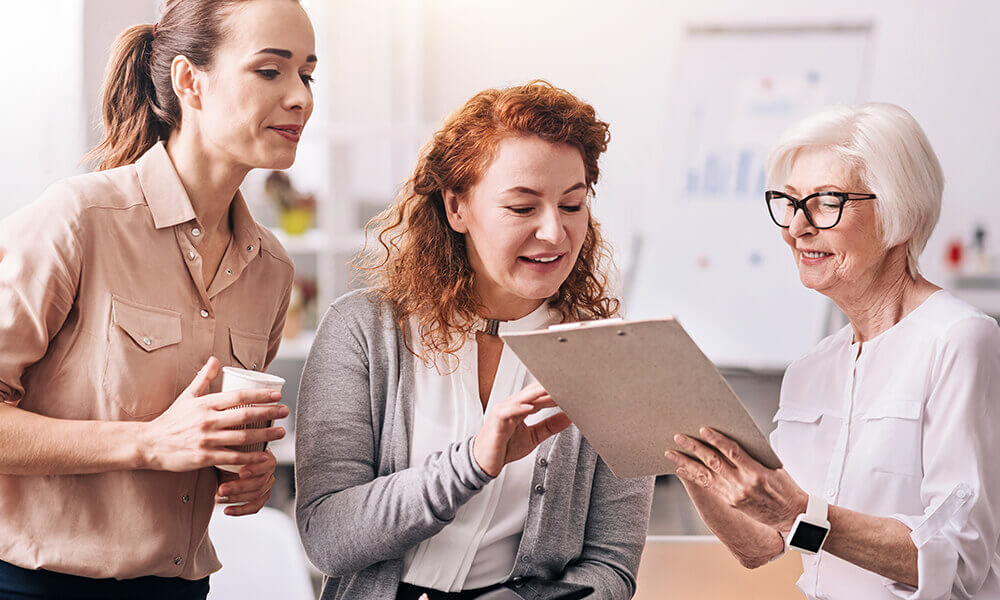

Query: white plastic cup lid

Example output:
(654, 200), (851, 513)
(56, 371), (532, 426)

(221, 366), (285, 392)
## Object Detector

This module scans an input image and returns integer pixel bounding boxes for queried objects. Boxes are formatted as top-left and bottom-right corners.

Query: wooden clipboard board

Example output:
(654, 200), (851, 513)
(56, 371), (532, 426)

(501, 318), (781, 478)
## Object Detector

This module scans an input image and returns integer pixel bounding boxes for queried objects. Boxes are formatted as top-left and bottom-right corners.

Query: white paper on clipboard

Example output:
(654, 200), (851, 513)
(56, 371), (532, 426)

(501, 317), (781, 479)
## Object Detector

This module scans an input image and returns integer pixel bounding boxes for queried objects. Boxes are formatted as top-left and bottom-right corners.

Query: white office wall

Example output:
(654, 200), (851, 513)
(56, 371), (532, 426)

(3, 1), (998, 282)
(0, 2), (86, 219)
(414, 0), (1000, 285)
(0, 0), (158, 220)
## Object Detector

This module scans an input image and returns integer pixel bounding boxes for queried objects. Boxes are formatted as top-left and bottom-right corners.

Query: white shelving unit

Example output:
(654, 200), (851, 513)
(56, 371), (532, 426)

(951, 274), (1000, 319)
(262, 6), (436, 534)
(269, 228), (367, 362)
(275, 328), (316, 362)
(269, 2), (434, 365)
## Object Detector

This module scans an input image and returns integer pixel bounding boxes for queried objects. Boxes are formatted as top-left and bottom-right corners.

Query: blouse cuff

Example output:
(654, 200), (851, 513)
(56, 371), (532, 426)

(465, 435), (498, 485)
(884, 537), (958, 600)
(886, 484), (974, 599)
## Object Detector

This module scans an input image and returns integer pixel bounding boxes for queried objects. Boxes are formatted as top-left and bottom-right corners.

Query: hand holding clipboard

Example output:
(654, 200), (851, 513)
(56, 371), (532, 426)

(502, 317), (780, 478)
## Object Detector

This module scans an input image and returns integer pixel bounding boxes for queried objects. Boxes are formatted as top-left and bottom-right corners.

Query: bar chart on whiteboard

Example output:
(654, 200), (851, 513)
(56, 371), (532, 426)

(683, 73), (830, 202)
(629, 24), (871, 370)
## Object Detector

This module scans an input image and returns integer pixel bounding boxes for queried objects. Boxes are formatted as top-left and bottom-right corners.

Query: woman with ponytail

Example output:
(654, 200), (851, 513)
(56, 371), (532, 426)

(0, 1), (316, 597)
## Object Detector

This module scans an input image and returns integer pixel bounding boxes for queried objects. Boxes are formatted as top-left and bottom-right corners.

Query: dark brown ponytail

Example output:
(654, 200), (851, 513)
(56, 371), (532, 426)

(87, 0), (270, 170)
(87, 24), (163, 170)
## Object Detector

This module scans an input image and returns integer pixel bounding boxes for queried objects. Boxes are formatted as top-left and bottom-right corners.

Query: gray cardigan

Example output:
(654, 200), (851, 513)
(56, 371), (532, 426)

(294, 290), (655, 599)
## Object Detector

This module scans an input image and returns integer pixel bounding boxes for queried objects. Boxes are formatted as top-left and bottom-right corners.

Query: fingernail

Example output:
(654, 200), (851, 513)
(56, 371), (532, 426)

(673, 434), (684, 443)
(218, 496), (229, 503)
(700, 427), (710, 436)
(270, 391), (281, 399)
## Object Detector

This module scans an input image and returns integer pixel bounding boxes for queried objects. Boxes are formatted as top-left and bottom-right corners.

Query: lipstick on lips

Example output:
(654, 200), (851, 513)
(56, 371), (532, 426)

(268, 124), (302, 142)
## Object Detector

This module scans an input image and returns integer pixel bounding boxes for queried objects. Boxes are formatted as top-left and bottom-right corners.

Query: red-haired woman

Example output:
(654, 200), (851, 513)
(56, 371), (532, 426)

(0, 1), (316, 597)
(295, 81), (655, 600)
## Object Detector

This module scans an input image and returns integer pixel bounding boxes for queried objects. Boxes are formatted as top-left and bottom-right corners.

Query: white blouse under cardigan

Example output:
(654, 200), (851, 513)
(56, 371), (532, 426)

(771, 290), (1000, 600)
(401, 303), (561, 591)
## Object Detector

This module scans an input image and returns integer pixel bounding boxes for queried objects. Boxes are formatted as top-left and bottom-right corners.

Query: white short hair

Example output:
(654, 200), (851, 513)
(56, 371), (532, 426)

(765, 103), (944, 277)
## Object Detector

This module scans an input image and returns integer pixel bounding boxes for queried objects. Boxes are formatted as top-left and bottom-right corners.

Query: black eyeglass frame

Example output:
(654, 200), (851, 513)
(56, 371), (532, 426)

(764, 190), (877, 230)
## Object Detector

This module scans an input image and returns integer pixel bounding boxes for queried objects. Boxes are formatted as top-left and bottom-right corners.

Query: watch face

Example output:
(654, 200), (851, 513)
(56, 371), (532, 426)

(789, 521), (828, 552)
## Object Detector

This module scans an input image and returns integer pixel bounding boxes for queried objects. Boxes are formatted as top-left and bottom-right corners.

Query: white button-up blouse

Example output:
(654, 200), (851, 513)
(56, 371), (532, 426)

(400, 302), (560, 591)
(771, 290), (1000, 599)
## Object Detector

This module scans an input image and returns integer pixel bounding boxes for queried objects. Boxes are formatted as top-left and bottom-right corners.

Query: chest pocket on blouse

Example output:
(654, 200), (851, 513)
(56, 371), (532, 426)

(772, 404), (826, 485)
(229, 327), (268, 372)
(773, 404), (824, 425)
(857, 400), (924, 478)
(104, 296), (182, 419)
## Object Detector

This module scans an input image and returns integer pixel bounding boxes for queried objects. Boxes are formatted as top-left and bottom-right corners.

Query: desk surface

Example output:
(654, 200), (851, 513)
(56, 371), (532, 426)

(634, 535), (804, 600)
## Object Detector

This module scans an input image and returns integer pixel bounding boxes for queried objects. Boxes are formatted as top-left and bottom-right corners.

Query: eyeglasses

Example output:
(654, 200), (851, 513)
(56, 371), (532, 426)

(765, 190), (877, 230)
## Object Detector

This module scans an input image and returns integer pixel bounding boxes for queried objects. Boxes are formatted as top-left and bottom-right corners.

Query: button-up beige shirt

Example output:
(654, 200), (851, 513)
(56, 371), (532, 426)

(0, 142), (294, 580)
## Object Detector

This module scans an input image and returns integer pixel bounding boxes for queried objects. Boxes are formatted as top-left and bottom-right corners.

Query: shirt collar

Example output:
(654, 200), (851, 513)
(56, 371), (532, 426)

(134, 141), (264, 255)
(134, 142), (198, 230)
(229, 190), (264, 260)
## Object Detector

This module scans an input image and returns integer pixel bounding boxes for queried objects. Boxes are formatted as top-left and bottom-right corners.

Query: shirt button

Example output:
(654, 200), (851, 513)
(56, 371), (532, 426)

(534, 484), (545, 495)
(200, 310), (209, 318)
(226, 268), (233, 275)
(142, 336), (152, 346)
(520, 555), (531, 563)
(181, 494), (190, 504)
(247, 245), (254, 252)
(173, 556), (183, 566)
(251, 363), (258, 370)
(187, 251), (196, 260)
(825, 488), (836, 499)
(957, 489), (971, 500)
(538, 457), (548, 467)
(191, 228), (201, 237)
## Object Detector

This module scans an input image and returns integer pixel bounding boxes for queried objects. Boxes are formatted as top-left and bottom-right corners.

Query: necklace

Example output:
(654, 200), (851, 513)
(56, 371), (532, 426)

(480, 318), (504, 336)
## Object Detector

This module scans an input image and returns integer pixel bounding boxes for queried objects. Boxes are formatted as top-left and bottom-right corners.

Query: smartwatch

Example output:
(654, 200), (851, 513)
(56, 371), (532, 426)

(786, 494), (830, 555)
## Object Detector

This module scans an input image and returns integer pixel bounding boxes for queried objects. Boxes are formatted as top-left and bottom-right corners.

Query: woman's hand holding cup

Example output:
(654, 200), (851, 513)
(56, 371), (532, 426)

(472, 382), (571, 477)
(215, 448), (279, 516)
(138, 357), (288, 473)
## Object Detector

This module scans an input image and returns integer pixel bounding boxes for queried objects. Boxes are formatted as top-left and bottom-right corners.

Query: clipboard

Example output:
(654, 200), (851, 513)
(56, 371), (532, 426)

(501, 317), (782, 478)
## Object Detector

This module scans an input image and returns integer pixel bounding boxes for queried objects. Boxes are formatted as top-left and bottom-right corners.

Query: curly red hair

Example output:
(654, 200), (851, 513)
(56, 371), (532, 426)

(357, 80), (619, 364)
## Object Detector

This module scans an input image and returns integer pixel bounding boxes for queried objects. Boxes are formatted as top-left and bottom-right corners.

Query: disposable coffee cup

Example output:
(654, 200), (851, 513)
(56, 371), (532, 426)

(216, 366), (285, 474)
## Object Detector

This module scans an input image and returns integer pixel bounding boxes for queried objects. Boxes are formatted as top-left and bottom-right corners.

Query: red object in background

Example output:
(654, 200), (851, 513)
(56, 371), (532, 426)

(945, 239), (964, 271)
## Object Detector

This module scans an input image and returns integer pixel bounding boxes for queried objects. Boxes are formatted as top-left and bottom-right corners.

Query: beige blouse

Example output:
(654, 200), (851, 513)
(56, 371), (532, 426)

(0, 142), (294, 580)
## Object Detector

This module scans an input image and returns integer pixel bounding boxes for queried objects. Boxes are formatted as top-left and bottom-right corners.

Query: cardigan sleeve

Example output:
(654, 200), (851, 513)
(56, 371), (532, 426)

(294, 300), (495, 577)
(558, 455), (655, 597)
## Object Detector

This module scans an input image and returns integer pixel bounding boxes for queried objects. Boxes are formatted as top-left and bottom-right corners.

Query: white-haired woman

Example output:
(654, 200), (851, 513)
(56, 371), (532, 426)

(665, 103), (1000, 599)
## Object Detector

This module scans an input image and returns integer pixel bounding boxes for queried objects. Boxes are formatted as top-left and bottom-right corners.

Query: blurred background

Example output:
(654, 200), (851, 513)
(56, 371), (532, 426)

(3, 1), (999, 597)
